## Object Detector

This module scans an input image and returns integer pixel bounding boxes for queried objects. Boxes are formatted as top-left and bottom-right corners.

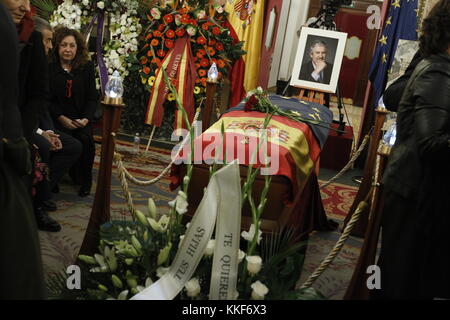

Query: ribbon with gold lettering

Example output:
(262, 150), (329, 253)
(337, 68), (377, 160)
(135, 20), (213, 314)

(131, 161), (241, 300)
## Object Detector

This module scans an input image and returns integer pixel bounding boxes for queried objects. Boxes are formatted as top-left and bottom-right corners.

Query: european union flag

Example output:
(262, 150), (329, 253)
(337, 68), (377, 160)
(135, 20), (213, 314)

(369, 0), (418, 105)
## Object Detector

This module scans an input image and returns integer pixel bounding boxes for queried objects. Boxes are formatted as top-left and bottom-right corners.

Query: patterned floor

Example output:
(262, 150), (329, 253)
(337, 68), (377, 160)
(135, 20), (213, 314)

(39, 141), (362, 300)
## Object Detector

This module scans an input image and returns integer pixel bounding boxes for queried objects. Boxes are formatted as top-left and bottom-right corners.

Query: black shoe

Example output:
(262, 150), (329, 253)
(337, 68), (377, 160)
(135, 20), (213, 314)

(78, 186), (91, 197)
(51, 184), (60, 194)
(41, 200), (57, 212)
(35, 207), (61, 232)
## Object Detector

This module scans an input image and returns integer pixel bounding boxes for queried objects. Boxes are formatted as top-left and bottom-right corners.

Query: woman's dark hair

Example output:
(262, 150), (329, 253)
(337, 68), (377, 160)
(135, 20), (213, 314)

(51, 26), (90, 69)
(419, 0), (450, 55)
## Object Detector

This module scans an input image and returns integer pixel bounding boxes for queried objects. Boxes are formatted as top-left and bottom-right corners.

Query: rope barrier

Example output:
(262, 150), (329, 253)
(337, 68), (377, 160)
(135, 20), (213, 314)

(299, 195), (371, 290)
(111, 108), (201, 220)
(319, 132), (370, 189)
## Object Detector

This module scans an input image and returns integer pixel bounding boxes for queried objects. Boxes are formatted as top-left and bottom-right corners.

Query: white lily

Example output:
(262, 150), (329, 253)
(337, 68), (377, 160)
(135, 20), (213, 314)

(147, 214), (170, 233)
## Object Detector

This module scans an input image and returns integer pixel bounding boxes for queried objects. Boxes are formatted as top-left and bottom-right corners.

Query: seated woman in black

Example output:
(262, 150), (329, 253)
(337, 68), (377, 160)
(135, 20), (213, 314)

(49, 27), (98, 197)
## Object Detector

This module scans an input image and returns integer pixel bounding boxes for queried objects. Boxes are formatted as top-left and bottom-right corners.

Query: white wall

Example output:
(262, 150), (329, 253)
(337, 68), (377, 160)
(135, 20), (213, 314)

(269, 0), (311, 87)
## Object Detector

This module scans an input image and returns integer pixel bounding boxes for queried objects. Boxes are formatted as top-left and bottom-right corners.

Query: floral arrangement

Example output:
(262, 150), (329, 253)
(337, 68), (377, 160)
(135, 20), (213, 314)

(47, 0), (142, 78)
(138, 1), (245, 102)
(48, 80), (323, 301)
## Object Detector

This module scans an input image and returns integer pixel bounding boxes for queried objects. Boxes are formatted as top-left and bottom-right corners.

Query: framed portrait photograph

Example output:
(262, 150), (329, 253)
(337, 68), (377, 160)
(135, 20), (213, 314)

(290, 27), (348, 93)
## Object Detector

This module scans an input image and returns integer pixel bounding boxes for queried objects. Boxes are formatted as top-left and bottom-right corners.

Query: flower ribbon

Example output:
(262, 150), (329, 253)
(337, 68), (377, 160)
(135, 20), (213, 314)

(84, 13), (109, 96)
(131, 160), (242, 300)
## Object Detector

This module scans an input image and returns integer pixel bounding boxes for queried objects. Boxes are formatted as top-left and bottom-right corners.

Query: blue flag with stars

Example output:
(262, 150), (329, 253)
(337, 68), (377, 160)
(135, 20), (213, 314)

(369, 0), (418, 105)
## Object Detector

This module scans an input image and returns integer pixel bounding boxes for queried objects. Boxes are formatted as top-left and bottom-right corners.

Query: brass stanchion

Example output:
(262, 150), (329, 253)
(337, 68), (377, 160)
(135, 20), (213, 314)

(79, 97), (124, 255)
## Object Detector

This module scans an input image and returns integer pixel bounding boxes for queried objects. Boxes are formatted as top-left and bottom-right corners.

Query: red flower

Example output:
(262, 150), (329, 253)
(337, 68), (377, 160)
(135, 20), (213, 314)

(196, 51), (204, 59)
(166, 29), (175, 38)
(198, 69), (206, 77)
(200, 58), (209, 67)
(208, 39), (216, 46)
(196, 36), (206, 45)
(189, 19), (197, 25)
(158, 24), (165, 32)
(212, 27), (221, 35)
(151, 58), (162, 67)
(175, 28), (185, 37)
(215, 42), (224, 51)
(151, 39), (159, 46)
(181, 14), (190, 24)
(207, 47), (216, 56)
(153, 30), (162, 37)
(165, 39), (174, 49)
(140, 57), (148, 65)
(157, 49), (166, 57)
(201, 23), (209, 30)
(163, 14), (174, 24)
(146, 50), (152, 57)
(244, 94), (258, 112)
(217, 59), (225, 68)
(143, 66), (150, 74)
(145, 33), (152, 40)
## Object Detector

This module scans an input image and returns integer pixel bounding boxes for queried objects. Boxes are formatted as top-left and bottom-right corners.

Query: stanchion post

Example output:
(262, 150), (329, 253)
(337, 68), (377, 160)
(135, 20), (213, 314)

(342, 107), (389, 237)
(79, 97), (124, 255)
(202, 80), (218, 132)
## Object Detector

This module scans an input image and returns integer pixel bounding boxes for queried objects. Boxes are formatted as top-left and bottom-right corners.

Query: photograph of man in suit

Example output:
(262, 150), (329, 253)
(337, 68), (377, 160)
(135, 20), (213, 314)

(299, 40), (334, 84)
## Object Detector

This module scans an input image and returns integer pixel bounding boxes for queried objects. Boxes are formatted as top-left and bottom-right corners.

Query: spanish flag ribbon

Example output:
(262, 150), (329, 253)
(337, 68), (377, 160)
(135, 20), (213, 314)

(145, 36), (197, 130)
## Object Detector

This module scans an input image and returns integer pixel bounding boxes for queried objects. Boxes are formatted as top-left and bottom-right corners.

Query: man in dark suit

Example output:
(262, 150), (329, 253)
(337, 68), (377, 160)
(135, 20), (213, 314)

(299, 40), (334, 84)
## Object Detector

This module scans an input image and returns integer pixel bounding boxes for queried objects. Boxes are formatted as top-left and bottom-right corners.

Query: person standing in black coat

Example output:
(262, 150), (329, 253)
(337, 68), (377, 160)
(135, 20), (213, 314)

(0, 0), (45, 299)
(374, 0), (450, 300)
(49, 27), (98, 197)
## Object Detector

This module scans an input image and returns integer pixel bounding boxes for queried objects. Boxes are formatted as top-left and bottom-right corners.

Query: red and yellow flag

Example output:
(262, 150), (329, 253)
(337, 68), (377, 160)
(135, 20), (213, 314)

(145, 36), (197, 131)
(225, 0), (265, 93)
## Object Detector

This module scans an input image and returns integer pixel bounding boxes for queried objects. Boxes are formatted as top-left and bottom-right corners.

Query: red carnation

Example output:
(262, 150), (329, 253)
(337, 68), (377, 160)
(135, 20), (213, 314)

(165, 39), (174, 49)
(153, 30), (162, 37)
(200, 58), (209, 67)
(208, 39), (216, 46)
(201, 23), (209, 30)
(196, 36), (206, 45)
(212, 27), (221, 35)
(215, 42), (224, 51)
(158, 24), (165, 32)
(157, 49), (166, 57)
(166, 29), (175, 38)
(175, 28), (185, 37)
(163, 14), (174, 24)
(181, 14), (190, 24)
(244, 94), (258, 112)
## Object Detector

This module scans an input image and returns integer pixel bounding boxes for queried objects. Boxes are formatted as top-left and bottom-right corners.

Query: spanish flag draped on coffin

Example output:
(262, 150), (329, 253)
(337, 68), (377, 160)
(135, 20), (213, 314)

(171, 95), (333, 202)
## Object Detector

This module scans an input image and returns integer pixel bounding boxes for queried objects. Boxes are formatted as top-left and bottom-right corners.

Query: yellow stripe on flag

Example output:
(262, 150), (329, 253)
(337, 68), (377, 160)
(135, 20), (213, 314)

(225, 0), (265, 92)
(175, 45), (188, 132)
(145, 50), (174, 125)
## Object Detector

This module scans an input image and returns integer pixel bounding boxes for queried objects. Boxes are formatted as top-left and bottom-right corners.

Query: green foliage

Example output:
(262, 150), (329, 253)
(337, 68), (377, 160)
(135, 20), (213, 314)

(31, 0), (58, 20)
